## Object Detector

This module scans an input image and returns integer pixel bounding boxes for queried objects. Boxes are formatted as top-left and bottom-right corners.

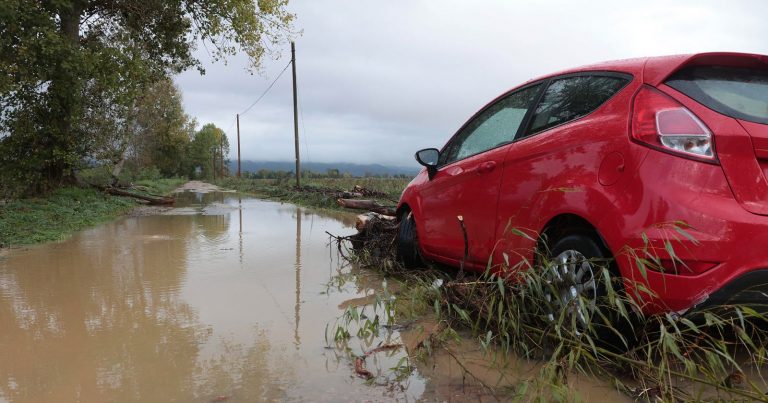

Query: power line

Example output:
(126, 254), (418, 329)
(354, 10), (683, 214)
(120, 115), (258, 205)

(239, 61), (292, 117)
(225, 116), (237, 134)
(298, 92), (310, 163)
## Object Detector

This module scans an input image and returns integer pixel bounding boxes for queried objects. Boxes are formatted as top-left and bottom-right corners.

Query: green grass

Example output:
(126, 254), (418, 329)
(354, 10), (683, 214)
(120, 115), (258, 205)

(216, 177), (410, 212)
(0, 178), (185, 248)
(0, 187), (136, 248)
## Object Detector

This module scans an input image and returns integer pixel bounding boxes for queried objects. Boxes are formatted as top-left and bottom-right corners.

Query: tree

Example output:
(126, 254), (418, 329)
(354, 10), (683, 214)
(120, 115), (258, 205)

(129, 79), (197, 178)
(189, 123), (229, 180)
(0, 0), (294, 192)
(85, 78), (196, 182)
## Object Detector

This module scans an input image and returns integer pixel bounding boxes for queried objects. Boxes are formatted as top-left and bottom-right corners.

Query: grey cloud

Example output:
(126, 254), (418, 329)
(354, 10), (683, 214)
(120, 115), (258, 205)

(175, 0), (768, 167)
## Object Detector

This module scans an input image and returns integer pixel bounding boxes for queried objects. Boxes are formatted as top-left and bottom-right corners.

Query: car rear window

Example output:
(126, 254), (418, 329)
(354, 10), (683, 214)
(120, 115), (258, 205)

(666, 65), (768, 124)
(526, 75), (629, 136)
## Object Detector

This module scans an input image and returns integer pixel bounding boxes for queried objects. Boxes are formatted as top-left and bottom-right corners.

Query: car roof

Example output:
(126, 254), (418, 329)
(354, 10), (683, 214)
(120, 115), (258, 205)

(522, 52), (768, 87)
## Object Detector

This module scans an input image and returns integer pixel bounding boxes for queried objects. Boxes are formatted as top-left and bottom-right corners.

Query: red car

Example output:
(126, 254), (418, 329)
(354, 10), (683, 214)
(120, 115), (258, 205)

(396, 52), (768, 317)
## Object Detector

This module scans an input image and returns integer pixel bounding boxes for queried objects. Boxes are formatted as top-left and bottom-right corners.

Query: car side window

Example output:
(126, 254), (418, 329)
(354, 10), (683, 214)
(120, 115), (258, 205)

(525, 75), (629, 136)
(440, 84), (542, 165)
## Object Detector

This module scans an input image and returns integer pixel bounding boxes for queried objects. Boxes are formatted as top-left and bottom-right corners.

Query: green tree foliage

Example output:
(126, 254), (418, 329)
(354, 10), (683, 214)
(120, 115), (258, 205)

(129, 79), (197, 178)
(86, 78), (196, 182)
(0, 0), (294, 194)
(189, 123), (230, 180)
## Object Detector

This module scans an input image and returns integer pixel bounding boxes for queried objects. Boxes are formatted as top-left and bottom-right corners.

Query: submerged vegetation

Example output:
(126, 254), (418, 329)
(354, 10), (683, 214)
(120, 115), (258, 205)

(325, 218), (768, 401)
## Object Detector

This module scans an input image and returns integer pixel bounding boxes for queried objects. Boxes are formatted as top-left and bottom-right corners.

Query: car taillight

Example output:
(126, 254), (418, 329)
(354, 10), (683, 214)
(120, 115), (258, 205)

(631, 86), (716, 162)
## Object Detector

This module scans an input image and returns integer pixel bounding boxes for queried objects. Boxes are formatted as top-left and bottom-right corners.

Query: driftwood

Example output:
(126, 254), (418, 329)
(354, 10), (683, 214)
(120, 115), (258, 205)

(336, 198), (396, 216)
(105, 187), (175, 206)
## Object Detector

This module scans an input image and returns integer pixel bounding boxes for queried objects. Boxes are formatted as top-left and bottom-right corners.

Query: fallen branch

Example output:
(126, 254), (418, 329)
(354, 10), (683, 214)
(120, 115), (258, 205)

(441, 345), (502, 401)
(105, 187), (175, 205)
(336, 198), (396, 216)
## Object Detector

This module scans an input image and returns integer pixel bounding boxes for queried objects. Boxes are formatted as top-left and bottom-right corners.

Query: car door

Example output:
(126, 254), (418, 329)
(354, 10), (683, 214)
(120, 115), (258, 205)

(492, 74), (633, 267)
(418, 84), (543, 267)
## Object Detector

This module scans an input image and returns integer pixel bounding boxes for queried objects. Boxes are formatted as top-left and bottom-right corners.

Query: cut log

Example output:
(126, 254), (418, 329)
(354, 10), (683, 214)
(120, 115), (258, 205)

(355, 212), (395, 231)
(355, 213), (372, 231)
(337, 199), (396, 216)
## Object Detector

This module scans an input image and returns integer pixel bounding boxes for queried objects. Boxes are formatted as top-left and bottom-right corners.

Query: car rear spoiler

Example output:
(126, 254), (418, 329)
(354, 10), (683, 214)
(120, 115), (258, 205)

(644, 52), (768, 86)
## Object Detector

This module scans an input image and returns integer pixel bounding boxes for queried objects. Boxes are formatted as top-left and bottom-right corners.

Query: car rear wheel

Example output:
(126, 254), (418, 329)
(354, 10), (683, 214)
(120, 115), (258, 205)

(543, 232), (634, 348)
(396, 211), (421, 269)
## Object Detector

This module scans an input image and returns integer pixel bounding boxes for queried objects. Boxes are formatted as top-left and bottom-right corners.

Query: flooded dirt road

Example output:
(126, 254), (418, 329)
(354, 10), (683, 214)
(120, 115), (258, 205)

(0, 190), (626, 402)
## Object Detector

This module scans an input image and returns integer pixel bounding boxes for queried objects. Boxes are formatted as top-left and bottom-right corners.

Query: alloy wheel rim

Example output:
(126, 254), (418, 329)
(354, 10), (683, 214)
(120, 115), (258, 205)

(544, 249), (598, 334)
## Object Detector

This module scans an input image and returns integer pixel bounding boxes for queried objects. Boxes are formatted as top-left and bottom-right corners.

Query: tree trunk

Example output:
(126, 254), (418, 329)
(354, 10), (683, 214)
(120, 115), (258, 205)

(111, 156), (126, 186)
(45, 2), (85, 186)
(105, 187), (175, 205)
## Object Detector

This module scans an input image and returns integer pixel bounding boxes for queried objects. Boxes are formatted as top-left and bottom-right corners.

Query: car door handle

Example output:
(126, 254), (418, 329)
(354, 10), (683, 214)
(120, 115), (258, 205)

(476, 161), (497, 174)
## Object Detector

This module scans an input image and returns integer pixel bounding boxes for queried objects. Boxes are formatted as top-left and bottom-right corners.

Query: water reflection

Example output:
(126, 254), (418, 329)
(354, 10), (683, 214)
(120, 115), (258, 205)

(0, 190), (633, 402)
(0, 192), (376, 402)
(294, 207), (302, 349)
(238, 196), (243, 267)
(0, 215), (211, 401)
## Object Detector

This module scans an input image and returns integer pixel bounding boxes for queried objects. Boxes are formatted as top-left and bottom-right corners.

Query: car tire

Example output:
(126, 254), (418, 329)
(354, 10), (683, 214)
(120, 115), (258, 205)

(544, 232), (636, 350)
(396, 211), (422, 269)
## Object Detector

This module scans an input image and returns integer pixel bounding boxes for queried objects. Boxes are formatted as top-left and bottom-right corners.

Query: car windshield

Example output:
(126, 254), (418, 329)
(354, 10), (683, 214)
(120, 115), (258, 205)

(666, 65), (768, 124)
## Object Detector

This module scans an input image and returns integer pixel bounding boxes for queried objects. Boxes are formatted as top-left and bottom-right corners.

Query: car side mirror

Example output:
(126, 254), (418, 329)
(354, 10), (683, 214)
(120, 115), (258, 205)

(415, 148), (439, 180)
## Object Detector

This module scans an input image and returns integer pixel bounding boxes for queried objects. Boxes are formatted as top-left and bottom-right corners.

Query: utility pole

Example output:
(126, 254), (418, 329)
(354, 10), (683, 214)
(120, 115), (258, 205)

(236, 114), (241, 178)
(291, 41), (301, 188)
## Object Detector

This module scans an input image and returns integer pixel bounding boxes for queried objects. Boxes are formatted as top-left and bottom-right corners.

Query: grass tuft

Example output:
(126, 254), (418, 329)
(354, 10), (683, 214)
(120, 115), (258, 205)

(329, 220), (768, 401)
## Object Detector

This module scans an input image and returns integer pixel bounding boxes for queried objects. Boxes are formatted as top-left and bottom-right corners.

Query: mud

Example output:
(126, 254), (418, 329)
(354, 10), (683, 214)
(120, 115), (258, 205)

(0, 188), (626, 402)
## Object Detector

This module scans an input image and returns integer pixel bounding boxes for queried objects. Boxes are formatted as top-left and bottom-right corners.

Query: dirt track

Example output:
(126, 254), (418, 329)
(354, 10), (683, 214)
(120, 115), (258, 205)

(172, 180), (228, 193)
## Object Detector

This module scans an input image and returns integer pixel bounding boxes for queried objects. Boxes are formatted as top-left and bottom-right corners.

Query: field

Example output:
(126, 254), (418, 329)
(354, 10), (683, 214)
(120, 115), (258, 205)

(215, 177), (412, 211)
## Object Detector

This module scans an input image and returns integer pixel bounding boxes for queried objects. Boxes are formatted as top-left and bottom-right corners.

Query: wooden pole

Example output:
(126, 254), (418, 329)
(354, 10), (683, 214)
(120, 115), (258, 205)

(291, 41), (301, 188)
(237, 113), (241, 178)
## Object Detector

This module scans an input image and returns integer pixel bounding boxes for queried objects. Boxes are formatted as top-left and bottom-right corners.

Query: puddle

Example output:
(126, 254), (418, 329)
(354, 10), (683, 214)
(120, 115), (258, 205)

(0, 191), (626, 402)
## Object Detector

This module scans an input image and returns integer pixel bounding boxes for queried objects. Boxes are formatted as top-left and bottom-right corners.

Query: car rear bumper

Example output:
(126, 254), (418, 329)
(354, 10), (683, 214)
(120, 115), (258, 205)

(600, 148), (768, 314)
(692, 270), (768, 312)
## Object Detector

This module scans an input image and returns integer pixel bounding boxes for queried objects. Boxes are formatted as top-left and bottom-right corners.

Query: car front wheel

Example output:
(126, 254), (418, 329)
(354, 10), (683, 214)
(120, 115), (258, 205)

(396, 211), (421, 269)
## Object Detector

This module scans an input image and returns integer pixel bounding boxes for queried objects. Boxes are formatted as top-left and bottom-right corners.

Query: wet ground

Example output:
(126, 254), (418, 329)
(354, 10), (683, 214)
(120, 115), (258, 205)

(0, 189), (627, 402)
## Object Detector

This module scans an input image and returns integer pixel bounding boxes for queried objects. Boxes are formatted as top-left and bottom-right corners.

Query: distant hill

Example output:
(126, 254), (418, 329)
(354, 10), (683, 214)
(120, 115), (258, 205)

(229, 160), (421, 177)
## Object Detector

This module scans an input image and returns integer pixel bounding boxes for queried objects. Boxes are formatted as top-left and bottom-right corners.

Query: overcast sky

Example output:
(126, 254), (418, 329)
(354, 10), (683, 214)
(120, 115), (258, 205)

(174, 0), (768, 168)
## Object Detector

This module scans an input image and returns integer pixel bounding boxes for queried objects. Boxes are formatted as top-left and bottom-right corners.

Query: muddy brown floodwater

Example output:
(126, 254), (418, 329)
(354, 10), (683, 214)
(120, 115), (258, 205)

(0, 190), (628, 402)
